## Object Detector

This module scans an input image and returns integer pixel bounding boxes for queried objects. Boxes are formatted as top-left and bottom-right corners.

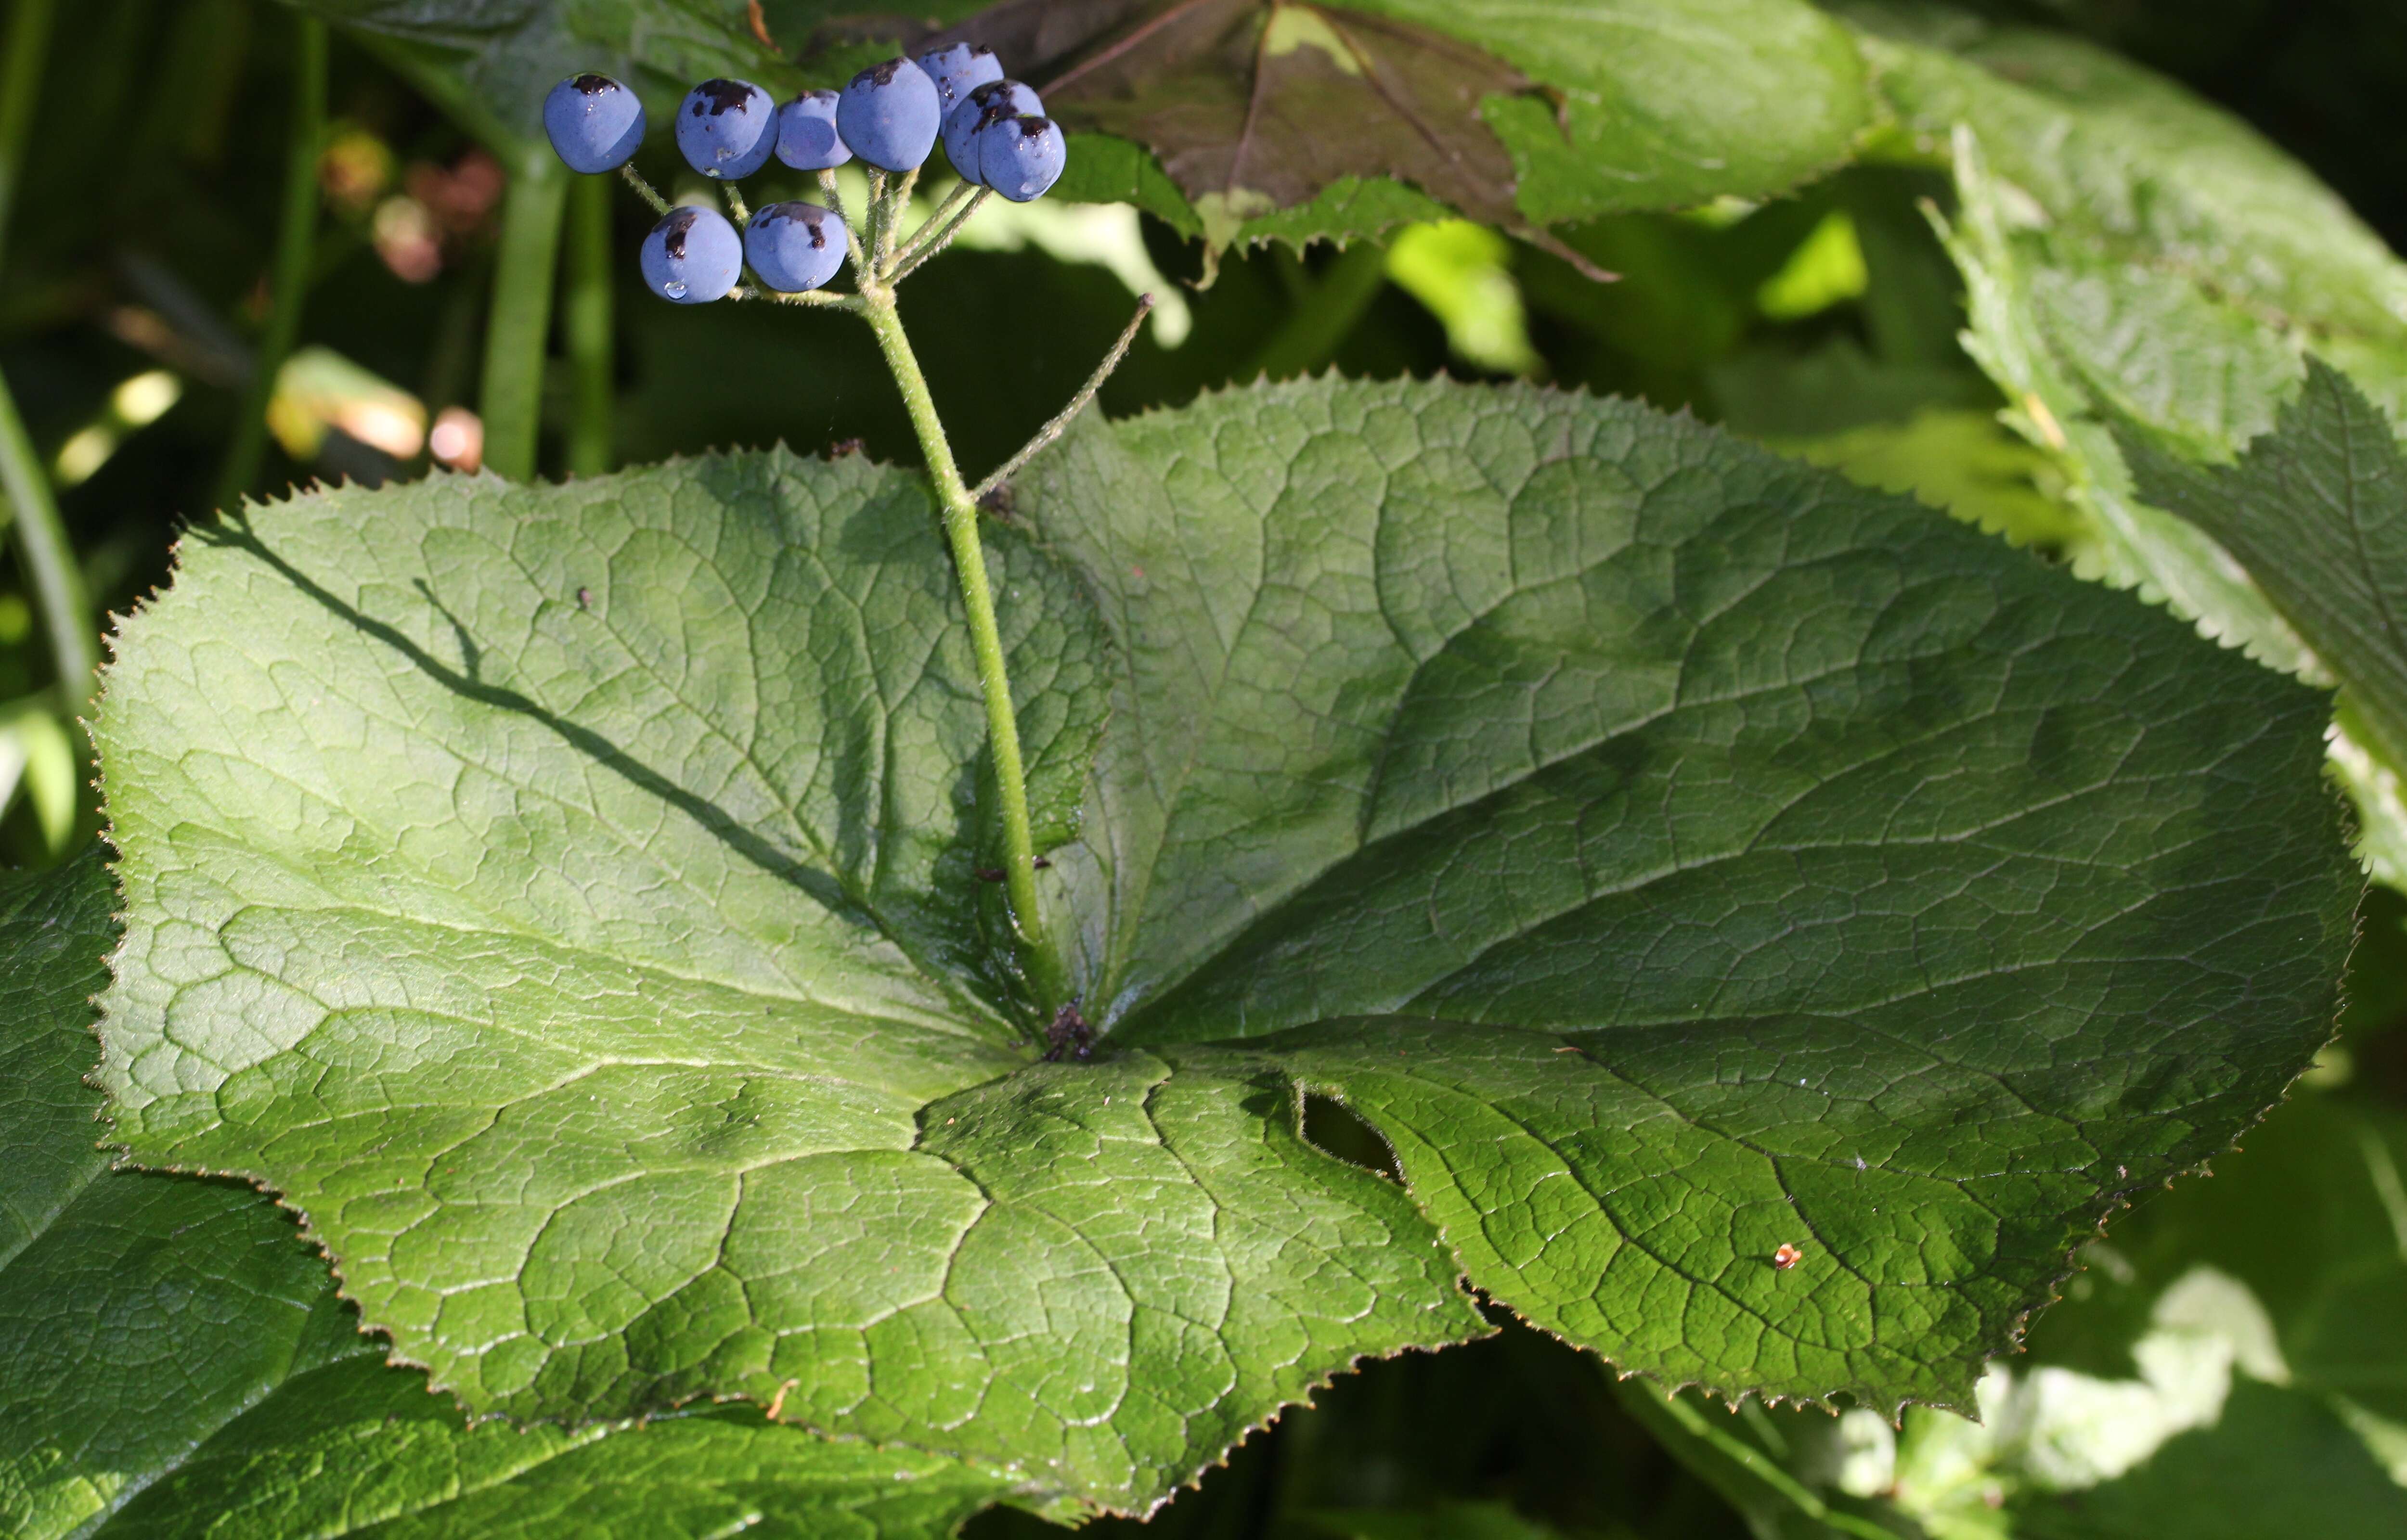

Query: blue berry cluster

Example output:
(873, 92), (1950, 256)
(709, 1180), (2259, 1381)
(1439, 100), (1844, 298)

(541, 46), (1069, 306)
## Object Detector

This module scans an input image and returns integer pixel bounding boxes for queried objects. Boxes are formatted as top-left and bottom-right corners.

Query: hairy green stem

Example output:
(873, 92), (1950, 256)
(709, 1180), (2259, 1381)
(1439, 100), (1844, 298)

(0, 371), (91, 698)
(890, 187), (992, 282)
(862, 169), (889, 263)
(857, 281), (1062, 1010)
(815, 169), (863, 268)
(971, 295), (1150, 502)
(210, 12), (324, 513)
(0, 0), (57, 251)
(892, 180), (979, 265)
(764, 287), (858, 311)
(563, 174), (613, 478)
(619, 163), (672, 217)
(478, 151), (568, 481)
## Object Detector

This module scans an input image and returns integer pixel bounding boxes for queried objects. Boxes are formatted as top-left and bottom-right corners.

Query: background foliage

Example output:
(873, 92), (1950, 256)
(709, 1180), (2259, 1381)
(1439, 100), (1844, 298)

(7, 0), (2407, 1536)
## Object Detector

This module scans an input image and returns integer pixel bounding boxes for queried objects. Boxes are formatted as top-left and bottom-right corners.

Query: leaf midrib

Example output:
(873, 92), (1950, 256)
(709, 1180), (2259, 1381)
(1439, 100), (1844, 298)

(180, 507), (1021, 1040)
(1109, 534), (2194, 1040)
(459, 497), (1009, 1033)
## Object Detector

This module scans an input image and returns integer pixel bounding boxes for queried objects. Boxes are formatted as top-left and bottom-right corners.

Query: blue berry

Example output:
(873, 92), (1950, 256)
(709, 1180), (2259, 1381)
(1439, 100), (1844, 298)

(675, 79), (777, 179)
(640, 206), (743, 303)
(943, 79), (1043, 184)
(543, 74), (646, 174)
(744, 202), (849, 293)
(915, 43), (1003, 112)
(981, 115), (1067, 203)
(836, 58), (942, 173)
(775, 90), (850, 170)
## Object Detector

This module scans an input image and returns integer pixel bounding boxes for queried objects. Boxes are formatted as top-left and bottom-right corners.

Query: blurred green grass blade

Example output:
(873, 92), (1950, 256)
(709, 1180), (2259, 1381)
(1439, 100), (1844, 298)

(564, 172), (614, 478)
(0, 0), (92, 702)
(479, 151), (567, 482)
(1249, 243), (1388, 379)
(0, 0), (54, 251)
(210, 12), (325, 514)
(0, 372), (89, 700)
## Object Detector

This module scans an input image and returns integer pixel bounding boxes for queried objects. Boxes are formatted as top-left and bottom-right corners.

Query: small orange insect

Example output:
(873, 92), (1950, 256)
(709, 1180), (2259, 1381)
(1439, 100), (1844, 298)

(1773, 1243), (1804, 1270)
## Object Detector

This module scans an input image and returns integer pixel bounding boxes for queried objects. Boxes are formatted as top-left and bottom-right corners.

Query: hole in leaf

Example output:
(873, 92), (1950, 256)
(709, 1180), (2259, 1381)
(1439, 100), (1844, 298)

(1300, 1092), (1401, 1181)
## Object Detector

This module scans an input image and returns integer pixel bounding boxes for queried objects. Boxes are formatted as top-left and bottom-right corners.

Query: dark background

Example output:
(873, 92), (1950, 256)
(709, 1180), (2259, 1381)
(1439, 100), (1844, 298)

(6, 3), (2406, 1534)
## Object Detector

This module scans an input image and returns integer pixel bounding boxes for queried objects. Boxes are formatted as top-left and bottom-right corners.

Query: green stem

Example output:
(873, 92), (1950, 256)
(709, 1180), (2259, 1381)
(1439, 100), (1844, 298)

(863, 169), (890, 264)
(890, 187), (992, 282)
(0, 369), (91, 699)
(971, 295), (1150, 502)
(619, 163), (672, 217)
(1610, 1377), (1906, 1540)
(478, 151), (569, 482)
(817, 169), (866, 270)
(892, 179), (978, 266)
(563, 174), (613, 478)
(1248, 242), (1386, 380)
(858, 285), (1062, 1011)
(210, 12), (324, 513)
(0, 0), (57, 253)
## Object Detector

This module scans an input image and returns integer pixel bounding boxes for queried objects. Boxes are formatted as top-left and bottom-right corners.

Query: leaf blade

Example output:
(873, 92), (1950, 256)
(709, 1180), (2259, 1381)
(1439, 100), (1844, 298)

(2122, 360), (2407, 769)
(94, 379), (2356, 1510)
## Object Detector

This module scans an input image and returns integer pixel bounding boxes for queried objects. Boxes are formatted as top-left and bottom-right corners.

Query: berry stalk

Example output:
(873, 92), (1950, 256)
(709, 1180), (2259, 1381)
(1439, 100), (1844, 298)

(855, 258), (1065, 1011)
(552, 52), (1090, 1024)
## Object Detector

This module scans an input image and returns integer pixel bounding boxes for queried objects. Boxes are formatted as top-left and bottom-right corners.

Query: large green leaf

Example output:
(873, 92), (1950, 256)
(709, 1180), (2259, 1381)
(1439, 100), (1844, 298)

(2121, 361), (2407, 773)
(1348, 0), (1871, 225)
(1830, 2), (2407, 883)
(99, 1372), (1027, 1540)
(0, 859), (1027, 1537)
(282, 1), (808, 152)
(938, 0), (1870, 252)
(1629, 1084), (2407, 1539)
(0, 852), (358, 1538)
(285, 0), (1872, 255)
(95, 378), (2354, 1514)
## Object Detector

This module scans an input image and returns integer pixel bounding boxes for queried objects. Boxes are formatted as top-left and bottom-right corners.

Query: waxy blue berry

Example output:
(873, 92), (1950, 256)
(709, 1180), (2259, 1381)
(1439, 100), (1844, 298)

(836, 58), (942, 173)
(543, 74), (646, 174)
(675, 79), (777, 180)
(915, 43), (1003, 112)
(775, 90), (851, 170)
(943, 79), (1042, 184)
(640, 206), (744, 303)
(981, 115), (1067, 203)
(744, 202), (849, 293)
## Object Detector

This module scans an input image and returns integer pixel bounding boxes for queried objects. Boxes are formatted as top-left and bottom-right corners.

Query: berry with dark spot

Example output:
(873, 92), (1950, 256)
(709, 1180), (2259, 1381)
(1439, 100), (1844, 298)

(836, 57), (942, 173)
(942, 79), (1042, 184)
(981, 115), (1066, 203)
(674, 78), (777, 180)
(640, 206), (743, 303)
(744, 201), (848, 293)
(915, 43), (1003, 112)
(774, 90), (850, 171)
(543, 74), (646, 174)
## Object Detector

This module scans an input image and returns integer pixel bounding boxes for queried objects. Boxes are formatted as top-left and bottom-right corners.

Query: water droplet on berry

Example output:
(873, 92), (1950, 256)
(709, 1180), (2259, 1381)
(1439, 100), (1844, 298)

(664, 280), (688, 298)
